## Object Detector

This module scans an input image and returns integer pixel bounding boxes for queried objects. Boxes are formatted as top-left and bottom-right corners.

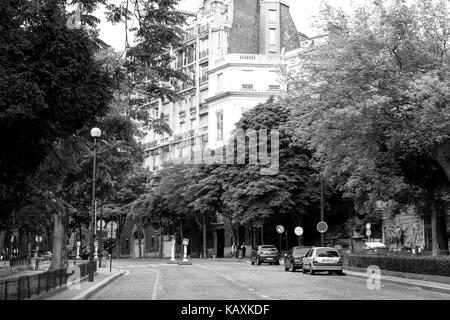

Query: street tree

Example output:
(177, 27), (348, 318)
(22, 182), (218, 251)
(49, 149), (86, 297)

(289, 0), (450, 253)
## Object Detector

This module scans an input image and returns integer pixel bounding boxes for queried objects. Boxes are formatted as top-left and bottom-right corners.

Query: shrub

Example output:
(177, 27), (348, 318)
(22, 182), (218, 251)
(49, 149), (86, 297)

(347, 254), (450, 277)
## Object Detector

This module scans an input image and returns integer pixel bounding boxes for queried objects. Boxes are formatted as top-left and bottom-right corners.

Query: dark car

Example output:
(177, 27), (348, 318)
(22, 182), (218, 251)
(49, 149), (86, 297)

(250, 245), (280, 265)
(284, 246), (312, 272)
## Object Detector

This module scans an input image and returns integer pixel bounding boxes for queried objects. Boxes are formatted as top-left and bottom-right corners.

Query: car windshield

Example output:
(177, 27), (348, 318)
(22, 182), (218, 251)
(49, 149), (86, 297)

(260, 246), (277, 252)
(316, 248), (339, 257)
(293, 248), (310, 257)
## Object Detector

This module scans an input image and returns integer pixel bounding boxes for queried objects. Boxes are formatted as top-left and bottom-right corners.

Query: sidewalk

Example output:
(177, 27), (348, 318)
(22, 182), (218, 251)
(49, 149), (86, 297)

(344, 268), (450, 294)
(35, 267), (123, 300)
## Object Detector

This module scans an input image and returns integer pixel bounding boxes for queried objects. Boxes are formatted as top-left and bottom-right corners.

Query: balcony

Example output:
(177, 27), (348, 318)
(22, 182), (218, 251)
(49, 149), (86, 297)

(199, 125), (208, 133)
(143, 140), (158, 150)
(212, 54), (282, 69)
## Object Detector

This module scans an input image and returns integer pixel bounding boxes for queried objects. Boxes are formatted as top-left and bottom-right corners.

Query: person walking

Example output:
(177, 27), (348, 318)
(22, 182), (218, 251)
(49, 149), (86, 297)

(241, 242), (246, 258)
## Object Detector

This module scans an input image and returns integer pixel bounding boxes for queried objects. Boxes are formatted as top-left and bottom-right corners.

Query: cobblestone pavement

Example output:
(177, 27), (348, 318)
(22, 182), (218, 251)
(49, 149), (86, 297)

(88, 259), (450, 300)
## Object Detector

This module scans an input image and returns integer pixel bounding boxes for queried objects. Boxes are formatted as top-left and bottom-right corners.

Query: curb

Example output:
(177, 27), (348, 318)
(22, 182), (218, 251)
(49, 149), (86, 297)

(70, 270), (124, 300)
(344, 270), (450, 295)
(30, 272), (96, 300)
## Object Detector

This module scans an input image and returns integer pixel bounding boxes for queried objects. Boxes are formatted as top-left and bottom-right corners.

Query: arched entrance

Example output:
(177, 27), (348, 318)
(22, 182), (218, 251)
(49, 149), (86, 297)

(131, 225), (145, 259)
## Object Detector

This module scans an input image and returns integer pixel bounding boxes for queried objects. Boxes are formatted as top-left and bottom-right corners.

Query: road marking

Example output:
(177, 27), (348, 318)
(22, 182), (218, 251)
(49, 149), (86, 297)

(151, 270), (161, 300)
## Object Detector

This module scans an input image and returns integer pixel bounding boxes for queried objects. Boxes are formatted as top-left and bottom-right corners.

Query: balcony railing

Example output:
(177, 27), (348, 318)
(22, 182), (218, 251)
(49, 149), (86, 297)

(199, 125), (208, 132)
(212, 54), (282, 68)
(143, 140), (158, 150)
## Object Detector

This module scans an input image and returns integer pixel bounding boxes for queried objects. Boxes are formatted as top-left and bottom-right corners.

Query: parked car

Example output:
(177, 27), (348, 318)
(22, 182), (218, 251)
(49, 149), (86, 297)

(250, 245), (280, 265)
(302, 247), (343, 275)
(284, 246), (312, 272)
(43, 251), (52, 260)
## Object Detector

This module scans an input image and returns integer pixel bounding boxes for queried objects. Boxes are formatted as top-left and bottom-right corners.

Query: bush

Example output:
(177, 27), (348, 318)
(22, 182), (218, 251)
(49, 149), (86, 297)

(347, 254), (450, 277)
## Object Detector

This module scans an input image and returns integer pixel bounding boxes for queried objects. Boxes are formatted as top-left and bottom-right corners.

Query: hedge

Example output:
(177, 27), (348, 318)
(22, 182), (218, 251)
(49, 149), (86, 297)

(347, 254), (450, 277)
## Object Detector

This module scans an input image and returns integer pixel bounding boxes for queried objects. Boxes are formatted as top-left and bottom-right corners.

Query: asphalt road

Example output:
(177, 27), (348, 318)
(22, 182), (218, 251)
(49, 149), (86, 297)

(88, 259), (450, 300)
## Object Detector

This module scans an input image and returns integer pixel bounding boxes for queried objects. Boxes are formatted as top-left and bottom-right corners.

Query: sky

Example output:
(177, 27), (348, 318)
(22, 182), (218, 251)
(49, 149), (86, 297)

(96, 0), (359, 52)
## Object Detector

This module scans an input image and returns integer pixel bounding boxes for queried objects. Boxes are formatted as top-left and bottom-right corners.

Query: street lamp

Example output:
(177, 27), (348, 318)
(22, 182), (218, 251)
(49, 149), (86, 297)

(89, 127), (101, 282)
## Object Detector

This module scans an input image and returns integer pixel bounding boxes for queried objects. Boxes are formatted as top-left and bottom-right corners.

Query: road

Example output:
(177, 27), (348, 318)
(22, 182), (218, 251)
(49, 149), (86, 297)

(88, 259), (450, 300)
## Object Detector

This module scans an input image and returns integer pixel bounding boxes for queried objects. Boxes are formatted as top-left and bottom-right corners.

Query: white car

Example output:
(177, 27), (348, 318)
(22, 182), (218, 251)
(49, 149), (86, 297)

(302, 247), (344, 275)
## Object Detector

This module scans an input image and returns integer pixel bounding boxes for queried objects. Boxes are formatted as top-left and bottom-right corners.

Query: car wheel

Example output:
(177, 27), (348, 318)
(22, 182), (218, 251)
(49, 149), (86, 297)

(275, 260), (280, 265)
(290, 261), (295, 272)
(257, 259), (262, 265)
(328, 271), (333, 275)
(251, 259), (255, 265)
(309, 264), (315, 275)
(284, 261), (289, 271)
(336, 270), (344, 276)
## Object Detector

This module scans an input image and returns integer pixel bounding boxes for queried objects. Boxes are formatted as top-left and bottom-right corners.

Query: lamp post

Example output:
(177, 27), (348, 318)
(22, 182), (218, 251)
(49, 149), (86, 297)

(89, 127), (101, 282)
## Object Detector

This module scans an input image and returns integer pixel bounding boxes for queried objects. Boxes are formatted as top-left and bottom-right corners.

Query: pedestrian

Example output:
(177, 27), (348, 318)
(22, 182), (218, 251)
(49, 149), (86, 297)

(231, 242), (236, 258)
(241, 242), (246, 258)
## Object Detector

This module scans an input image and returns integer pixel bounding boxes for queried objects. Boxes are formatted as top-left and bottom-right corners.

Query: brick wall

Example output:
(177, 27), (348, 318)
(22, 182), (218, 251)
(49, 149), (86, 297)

(228, 0), (259, 54)
(280, 3), (300, 51)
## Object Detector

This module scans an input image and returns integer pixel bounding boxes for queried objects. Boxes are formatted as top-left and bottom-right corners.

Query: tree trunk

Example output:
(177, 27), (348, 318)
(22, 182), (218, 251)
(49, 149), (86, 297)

(430, 199), (449, 256)
(50, 213), (66, 270)
(432, 143), (450, 183)
(202, 214), (206, 259)
(159, 221), (163, 259)
(261, 221), (264, 245)
(137, 221), (142, 259)
(0, 229), (5, 254)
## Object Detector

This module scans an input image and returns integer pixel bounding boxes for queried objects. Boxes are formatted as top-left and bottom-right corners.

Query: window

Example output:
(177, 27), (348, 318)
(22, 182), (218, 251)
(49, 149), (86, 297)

(269, 28), (276, 46)
(268, 9), (277, 22)
(217, 73), (223, 93)
(216, 110), (223, 141)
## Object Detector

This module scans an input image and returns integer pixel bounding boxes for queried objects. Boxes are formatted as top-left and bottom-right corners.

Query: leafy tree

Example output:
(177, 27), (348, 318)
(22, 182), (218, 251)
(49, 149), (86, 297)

(289, 0), (450, 253)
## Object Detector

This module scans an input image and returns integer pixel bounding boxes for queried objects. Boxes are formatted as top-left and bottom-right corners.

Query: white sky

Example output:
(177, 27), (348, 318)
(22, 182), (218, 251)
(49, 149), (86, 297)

(97, 0), (359, 52)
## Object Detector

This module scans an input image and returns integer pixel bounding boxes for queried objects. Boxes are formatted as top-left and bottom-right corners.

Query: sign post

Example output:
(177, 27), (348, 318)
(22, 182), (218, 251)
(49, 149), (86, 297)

(169, 236), (177, 264)
(317, 221), (328, 246)
(276, 225), (285, 253)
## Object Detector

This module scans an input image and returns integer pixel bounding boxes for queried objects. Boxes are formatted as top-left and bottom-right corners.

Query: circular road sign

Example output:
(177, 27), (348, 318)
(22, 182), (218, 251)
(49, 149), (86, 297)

(106, 221), (118, 231)
(316, 221), (328, 234)
(366, 230), (372, 237)
(97, 219), (106, 230)
(35, 236), (42, 243)
(294, 227), (304, 236)
(276, 225), (285, 234)
(365, 223), (371, 230)
(183, 238), (189, 246)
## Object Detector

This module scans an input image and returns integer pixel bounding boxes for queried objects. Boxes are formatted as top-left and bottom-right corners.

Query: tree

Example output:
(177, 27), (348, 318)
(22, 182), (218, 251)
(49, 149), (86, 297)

(289, 0), (450, 253)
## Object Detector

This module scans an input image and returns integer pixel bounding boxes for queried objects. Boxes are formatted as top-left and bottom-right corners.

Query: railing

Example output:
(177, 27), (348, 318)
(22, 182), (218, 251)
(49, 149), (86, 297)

(212, 54), (282, 68)
(0, 261), (96, 300)
(199, 125), (208, 132)
(200, 74), (208, 83)
(142, 140), (158, 150)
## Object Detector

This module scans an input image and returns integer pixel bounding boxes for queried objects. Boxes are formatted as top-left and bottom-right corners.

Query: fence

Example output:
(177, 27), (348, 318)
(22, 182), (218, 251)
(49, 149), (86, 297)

(0, 261), (96, 300)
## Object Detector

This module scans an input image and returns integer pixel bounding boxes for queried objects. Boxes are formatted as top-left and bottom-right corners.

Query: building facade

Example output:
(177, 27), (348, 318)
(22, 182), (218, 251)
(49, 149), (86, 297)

(142, 0), (304, 171)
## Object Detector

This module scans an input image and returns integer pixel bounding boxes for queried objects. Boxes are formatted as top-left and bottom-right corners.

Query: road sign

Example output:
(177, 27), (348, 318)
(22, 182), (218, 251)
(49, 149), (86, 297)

(97, 219), (106, 230)
(107, 230), (116, 239)
(316, 221), (328, 234)
(366, 230), (372, 237)
(183, 238), (189, 246)
(365, 223), (371, 230)
(294, 227), (304, 236)
(35, 236), (42, 243)
(276, 225), (285, 234)
(106, 221), (118, 231)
